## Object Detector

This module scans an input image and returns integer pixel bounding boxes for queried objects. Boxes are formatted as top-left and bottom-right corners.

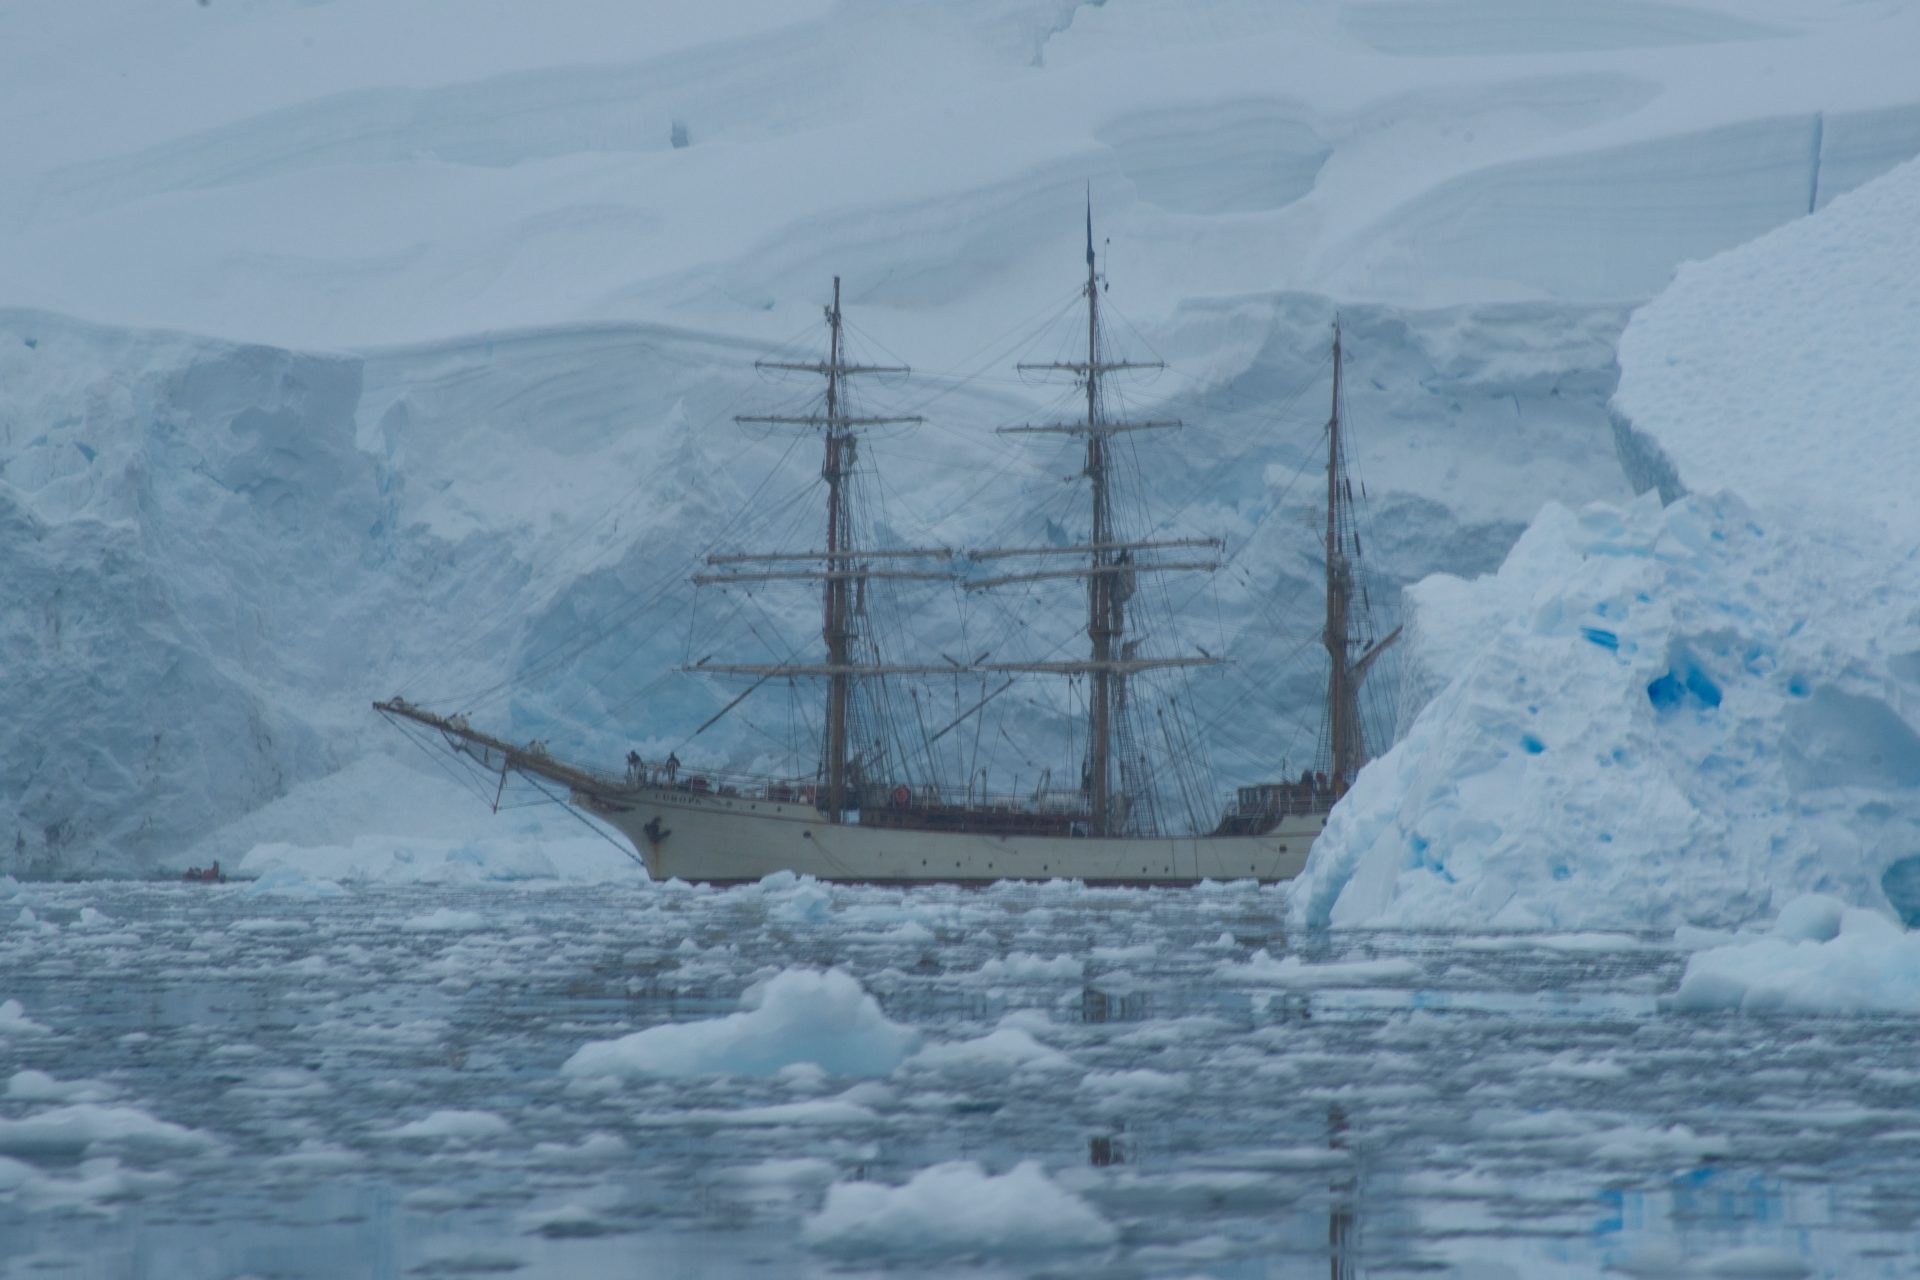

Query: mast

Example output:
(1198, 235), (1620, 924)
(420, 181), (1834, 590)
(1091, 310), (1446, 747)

(823, 278), (851, 819)
(1324, 319), (1356, 793)
(1321, 318), (1400, 796)
(1083, 207), (1117, 835)
(985, 201), (1220, 837)
(696, 279), (931, 821)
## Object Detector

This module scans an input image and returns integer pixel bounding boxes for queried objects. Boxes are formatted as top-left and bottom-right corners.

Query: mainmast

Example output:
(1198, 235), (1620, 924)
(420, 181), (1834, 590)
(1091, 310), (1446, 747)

(982, 203), (1221, 836)
(1083, 211), (1118, 835)
(822, 279), (852, 820)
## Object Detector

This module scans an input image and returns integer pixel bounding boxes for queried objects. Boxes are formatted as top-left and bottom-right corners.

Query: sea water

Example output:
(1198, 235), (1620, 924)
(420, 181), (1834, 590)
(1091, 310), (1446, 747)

(2, 877), (1915, 1278)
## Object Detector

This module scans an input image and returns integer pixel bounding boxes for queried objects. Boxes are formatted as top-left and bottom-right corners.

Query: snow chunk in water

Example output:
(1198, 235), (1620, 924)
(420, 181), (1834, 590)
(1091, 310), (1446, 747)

(0, 1104), (216, 1154)
(379, 1110), (512, 1144)
(245, 866), (348, 899)
(0, 1000), (48, 1037)
(905, 1025), (1073, 1074)
(240, 834), (642, 885)
(1079, 1069), (1190, 1111)
(1672, 897), (1920, 1015)
(802, 1160), (1116, 1254)
(761, 872), (834, 925)
(967, 952), (1083, 982)
(402, 908), (486, 933)
(561, 967), (918, 1080)
(1217, 949), (1421, 986)
(0, 1153), (173, 1210)
(6, 1071), (115, 1104)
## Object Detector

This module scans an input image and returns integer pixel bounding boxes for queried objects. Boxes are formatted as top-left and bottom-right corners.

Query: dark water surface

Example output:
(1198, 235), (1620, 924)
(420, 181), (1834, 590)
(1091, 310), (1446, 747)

(2, 877), (1915, 1277)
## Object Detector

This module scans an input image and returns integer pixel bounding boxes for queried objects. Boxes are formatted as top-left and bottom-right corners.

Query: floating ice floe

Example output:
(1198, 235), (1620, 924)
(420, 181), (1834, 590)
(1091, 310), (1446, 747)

(629, 1095), (882, 1130)
(245, 866), (348, 899)
(0, 1000), (48, 1037)
(763, 874), (834, 926)
(1216, 950), (1421, 986)
(1671, 895), (1920, 1015)
(530, 1132), (629, 1166)
(378, 1109), (512, 1144)
(518, 1202), (611, 1238)
(0, 1153), (174, 1211)
(238, 834), (643, 886)
(6, 1071), (116, 1104)
(10, 908), (54, 936)
(401, 907), (487, 933)
(0, 1104), (216, 1155)
(802, 1160), (1117, 1254)
(904, 1024), (1074, 1074)
(561, 967), (919, 1079)
(1078, 1068), (1190, 1113)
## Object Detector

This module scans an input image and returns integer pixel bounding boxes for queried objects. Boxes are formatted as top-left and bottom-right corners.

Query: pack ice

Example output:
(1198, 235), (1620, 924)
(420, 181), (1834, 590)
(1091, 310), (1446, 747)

(1294, 156), (1920, 935)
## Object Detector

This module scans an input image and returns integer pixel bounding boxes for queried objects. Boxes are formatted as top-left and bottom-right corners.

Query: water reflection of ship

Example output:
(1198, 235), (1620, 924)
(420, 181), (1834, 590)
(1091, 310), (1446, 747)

(376, 216), (1397, 884)
(1081, 1101), (1361, 1274)
(1330, 1104), (1357, 1280)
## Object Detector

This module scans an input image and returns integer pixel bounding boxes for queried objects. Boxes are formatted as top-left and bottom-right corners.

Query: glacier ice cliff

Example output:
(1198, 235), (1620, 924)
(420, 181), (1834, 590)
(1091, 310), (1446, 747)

(0, 300), (1630, 876)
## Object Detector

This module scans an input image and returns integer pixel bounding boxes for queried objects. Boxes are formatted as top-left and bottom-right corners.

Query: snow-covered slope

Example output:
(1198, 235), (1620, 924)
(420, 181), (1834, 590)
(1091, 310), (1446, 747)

(5, 1), (1920, 875)
(1292, 156), (1920, 931)
(5, 1), (1920, 354)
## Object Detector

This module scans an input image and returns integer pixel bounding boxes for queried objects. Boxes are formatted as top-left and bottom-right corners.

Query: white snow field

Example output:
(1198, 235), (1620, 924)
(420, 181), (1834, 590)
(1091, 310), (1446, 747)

(1292, 153), (1920, 934)
(7, 1), (1920, 877)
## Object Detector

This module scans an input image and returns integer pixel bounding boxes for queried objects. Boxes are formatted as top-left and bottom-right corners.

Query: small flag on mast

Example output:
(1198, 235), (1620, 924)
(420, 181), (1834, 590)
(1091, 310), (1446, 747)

(1086, 189), (1095, 267)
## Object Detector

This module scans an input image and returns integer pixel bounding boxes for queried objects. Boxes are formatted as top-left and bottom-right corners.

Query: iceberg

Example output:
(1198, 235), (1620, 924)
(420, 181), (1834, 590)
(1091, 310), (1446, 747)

(560, 967), (919, 1080)
(1295, 157), (1920, 932)
(801, 1159), (1117, 1255)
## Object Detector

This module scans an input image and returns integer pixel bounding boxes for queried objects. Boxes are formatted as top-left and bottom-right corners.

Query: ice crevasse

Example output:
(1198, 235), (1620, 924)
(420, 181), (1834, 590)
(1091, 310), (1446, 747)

(1292, 155), (1920, 934)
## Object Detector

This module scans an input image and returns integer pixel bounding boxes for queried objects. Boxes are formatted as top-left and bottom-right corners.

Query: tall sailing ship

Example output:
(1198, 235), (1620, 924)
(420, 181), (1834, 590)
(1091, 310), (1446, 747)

(377, 222), (1398, 884)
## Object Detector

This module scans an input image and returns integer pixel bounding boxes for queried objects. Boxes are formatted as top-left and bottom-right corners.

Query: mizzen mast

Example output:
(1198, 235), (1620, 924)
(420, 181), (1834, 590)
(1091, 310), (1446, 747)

(1321, 318), (1399, 796)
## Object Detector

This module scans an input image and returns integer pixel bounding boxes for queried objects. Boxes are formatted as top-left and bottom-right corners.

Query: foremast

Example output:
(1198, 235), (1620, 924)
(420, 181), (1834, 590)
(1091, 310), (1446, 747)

(694, 278), (946, 821)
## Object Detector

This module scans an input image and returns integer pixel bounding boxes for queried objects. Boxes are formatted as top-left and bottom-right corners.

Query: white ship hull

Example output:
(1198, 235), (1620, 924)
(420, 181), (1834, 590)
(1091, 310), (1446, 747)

(576, 783), (1320, 885)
